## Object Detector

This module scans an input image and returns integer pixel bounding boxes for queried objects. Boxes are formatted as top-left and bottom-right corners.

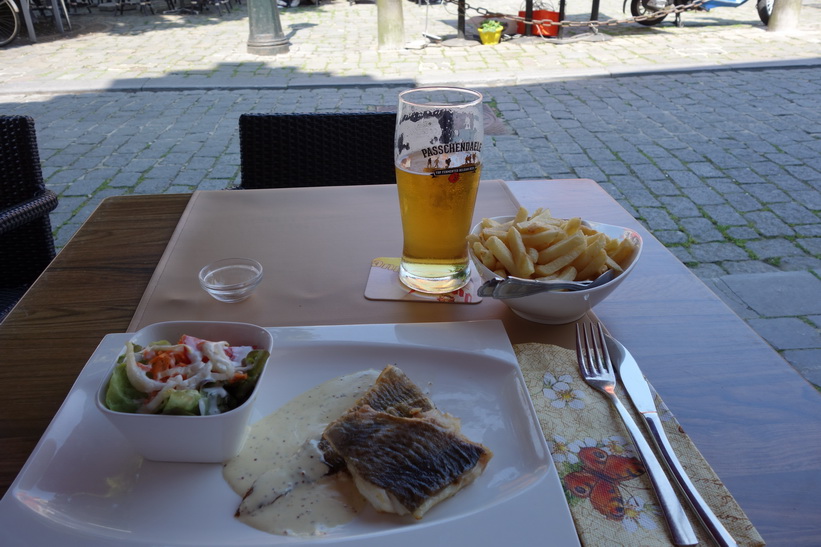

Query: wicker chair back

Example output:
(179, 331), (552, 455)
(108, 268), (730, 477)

(238, 111), (397, 189)
(0, 115), (58, 320)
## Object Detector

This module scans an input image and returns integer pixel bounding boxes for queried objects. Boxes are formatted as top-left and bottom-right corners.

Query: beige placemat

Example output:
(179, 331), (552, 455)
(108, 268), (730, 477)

(515, 343), (765, 547)
(127, 182), (519, 333)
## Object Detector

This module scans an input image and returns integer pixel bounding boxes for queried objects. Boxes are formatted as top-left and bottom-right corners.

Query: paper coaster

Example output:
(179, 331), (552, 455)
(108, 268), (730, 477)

(364, 257), (483, 304)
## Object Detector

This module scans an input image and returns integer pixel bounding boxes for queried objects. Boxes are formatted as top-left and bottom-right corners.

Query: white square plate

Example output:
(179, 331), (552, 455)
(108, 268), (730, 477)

(0, 320), (578, 546)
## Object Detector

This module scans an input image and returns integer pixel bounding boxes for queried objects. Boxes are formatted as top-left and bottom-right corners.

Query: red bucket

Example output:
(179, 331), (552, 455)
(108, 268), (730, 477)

(517, 9), (560, 36)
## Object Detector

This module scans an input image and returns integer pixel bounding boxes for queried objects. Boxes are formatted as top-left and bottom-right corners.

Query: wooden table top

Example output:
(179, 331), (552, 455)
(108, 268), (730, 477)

(0, 194), (190, 494)
(2, 182), (820, 545)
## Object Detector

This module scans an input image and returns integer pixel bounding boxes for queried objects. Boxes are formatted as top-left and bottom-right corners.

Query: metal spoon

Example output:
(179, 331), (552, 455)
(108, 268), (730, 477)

(477, 269), (616, 299)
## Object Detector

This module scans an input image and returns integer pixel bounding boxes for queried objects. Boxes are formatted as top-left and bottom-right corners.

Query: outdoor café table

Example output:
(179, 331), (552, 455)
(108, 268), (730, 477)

(1, 179), (819, 545)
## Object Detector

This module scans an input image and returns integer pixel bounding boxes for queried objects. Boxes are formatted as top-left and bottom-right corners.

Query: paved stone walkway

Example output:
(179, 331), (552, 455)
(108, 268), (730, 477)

(3, 0), (821, 90)
(1, 0), (820, 386)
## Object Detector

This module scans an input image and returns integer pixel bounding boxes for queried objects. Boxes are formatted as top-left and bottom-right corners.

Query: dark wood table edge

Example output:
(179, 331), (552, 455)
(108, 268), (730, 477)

(0, 194), (192, 496)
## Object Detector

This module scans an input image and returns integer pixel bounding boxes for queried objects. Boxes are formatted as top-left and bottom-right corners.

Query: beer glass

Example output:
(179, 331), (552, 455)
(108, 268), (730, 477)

(394, 87), (484, 294)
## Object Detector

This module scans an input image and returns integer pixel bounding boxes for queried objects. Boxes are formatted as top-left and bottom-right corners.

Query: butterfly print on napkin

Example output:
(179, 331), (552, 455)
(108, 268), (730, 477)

(563, 446), (645, 521)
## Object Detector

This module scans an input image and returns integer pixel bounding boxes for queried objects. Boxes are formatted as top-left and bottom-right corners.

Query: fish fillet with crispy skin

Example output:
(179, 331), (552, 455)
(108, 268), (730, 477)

(318, 364), (436, 471)
(323, 404), (493, 519)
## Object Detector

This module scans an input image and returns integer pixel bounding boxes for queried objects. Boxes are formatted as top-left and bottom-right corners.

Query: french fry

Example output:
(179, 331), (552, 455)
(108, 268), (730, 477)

(537, 232), (585, 264)
(485, 236), (517, 276)
(581, 225), (599, 237)
(605, 255), (624, 273)
(507, 227), (535, 278)
(469, 207), (638, 283)
(480, 217), (502, 230)
(562, 217), (582, 236)
(577, 248), (608, 280)
(517, 219), (557, 235)
(534, 240), (585, 277)
(610, 238), (636, 267)
(520, 226), (562, 251)
(528, 208), (555, 224)
(571, 233), (605, 274)
(512, 207), (529, 224)
(556, 266), (578, 281)
(537, 266), (577, 282)
(472, 241), (497, 269)
(480, 227), (509, 241)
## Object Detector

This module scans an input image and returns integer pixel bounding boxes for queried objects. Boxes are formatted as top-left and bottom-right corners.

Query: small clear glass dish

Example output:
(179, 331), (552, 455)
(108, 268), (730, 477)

(198, 258), (263, 303)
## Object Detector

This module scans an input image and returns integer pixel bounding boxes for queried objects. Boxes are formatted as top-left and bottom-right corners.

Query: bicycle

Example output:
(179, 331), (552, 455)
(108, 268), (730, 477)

(0, 0), (20, 46)
(628, 0), (773, 27)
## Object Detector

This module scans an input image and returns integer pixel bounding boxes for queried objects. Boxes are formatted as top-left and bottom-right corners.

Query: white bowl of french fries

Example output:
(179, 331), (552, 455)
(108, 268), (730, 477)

(468, 207), (642, 324)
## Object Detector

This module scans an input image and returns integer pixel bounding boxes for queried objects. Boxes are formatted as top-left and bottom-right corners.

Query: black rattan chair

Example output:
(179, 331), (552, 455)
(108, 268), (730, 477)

(237, 112), (397, 189)
(0, 115), (59, 322)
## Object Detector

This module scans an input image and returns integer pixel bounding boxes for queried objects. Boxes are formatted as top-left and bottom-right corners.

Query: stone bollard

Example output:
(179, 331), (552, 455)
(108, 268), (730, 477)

(768, 0), (802, 32)
(377, 0), (404, 50)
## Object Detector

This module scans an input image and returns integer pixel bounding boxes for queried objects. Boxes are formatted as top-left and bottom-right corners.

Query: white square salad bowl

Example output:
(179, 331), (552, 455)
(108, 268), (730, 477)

(96, 321), (273, 463)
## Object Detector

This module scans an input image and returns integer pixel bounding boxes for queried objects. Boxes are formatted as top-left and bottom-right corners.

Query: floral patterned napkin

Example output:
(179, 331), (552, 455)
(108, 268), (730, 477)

(515, 343), (765, 547)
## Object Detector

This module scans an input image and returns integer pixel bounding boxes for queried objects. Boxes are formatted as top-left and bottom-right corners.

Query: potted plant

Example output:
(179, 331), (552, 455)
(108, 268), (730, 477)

(477, 19), (504, 45)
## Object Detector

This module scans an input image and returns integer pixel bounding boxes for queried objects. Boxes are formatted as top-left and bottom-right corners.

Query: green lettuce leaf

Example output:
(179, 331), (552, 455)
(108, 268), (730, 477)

(224, 349), (270, 409)
(105, 362), (147, 413)
(161, 389), (202, 415)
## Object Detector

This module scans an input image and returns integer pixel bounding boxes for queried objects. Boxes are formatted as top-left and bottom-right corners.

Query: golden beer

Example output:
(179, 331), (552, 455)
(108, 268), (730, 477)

(396, 150), (481, 293)
(394, 86), (484, 294)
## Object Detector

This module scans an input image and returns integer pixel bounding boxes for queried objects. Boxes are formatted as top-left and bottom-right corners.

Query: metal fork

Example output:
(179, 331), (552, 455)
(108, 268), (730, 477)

(576, 323), (698, 546)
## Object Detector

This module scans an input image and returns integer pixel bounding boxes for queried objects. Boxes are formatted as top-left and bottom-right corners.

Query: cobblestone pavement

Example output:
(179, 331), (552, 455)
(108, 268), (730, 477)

(1, 0), (820, 386)
(1, 0), (820, 90)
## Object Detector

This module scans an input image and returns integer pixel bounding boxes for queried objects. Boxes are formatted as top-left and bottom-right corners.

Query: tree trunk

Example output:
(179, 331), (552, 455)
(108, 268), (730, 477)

(377, 0), (404, 50)
(768, 0), (802, 32)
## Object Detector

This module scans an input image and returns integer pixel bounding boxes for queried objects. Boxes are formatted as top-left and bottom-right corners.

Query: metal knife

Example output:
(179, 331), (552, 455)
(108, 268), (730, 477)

(606, 334), (738, 547)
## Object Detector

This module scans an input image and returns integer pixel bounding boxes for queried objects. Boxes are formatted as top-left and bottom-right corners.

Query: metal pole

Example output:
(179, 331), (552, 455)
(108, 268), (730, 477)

(524, 0), (533, 37)
(457, 0), (466, 40)
(247, 0), (290, 56)
(559, 0), (566, 38)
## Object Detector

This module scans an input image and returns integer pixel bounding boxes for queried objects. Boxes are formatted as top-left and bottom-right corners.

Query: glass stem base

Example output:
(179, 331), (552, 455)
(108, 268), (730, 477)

(399, 261), (471, 294)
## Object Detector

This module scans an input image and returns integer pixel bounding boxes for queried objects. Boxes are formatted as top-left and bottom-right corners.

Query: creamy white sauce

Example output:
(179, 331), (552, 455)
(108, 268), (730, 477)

(223, 370), (380, 536)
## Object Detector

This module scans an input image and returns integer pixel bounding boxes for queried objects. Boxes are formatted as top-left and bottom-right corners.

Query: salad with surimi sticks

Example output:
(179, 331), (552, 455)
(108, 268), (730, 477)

(104, 335), (270, 416)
